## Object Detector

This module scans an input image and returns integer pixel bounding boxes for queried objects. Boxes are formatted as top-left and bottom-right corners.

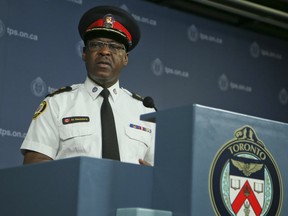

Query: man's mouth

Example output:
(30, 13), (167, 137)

(96, 61), (112, 68)
(97, 60), (111, 65)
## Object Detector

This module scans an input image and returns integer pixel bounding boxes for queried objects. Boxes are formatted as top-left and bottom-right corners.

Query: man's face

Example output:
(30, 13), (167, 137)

(82, 37), (128, 87)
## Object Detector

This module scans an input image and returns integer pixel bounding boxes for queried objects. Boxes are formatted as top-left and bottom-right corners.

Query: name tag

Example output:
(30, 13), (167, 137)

(62, 116), (90, 125)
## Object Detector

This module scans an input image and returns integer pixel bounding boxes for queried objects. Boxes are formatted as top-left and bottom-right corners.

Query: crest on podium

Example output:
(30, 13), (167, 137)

(209, 125), (282, 216)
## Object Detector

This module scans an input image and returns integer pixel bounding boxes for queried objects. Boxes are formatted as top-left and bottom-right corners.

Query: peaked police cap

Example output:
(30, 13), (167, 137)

(78, 5), (140, 51)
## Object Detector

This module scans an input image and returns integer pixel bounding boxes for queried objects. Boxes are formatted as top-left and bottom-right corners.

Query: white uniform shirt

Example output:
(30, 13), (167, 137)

(21, 77), (156, 165)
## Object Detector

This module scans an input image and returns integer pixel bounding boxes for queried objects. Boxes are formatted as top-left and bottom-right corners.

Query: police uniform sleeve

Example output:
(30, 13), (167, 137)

(20, 97), (60, 159)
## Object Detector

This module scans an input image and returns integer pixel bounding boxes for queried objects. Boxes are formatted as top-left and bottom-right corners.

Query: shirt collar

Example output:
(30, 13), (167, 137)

(84, 77), (121, 101)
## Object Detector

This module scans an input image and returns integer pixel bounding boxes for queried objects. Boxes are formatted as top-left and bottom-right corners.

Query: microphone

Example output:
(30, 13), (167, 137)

(143, 96), (157, 111)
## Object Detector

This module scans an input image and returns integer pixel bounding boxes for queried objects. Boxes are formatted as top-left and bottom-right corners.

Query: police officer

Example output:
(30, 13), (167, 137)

(21, 6), (156, 166)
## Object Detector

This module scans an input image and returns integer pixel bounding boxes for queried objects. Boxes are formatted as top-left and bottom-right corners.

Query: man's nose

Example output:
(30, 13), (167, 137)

(99, 45), (111, 54)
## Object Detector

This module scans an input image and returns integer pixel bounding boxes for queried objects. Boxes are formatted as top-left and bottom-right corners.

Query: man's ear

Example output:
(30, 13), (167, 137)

(123, 52), (129, 66)
(82, 47), (86, 62)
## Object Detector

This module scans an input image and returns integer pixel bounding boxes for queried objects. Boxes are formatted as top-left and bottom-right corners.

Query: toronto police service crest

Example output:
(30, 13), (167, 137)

(209, 125), (282, 216)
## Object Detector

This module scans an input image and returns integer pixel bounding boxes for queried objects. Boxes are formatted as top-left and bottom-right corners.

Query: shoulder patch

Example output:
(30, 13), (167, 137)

(33, 101), (47, 119)
(45, 86), (72, 98)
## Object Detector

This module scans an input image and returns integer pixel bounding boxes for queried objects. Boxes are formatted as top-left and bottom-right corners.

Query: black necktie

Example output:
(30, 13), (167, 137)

(100, 88), (120, 160)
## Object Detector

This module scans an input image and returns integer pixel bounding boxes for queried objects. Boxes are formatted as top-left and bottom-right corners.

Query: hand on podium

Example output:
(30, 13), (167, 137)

(139, 159), (152, 166)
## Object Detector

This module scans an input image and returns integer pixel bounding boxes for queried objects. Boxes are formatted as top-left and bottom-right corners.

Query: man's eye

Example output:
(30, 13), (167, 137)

(109, 44), (121, 50)
(90, 42), (102, 48)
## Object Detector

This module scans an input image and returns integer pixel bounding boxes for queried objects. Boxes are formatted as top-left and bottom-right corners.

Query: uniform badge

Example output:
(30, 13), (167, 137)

(209, 125), (283, 216)
(129, 123), (151, 133)
(33, 101), (47, 120)
(103, 14), (115, 28)
(62, 116), (90, 125)
(92, 87), (98, 93)
(113, 88), (117, 95)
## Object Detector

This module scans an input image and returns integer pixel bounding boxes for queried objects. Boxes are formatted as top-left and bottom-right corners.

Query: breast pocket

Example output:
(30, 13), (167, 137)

(58, 123), (98, 157)
(59, 124), (95, 140)
(125, 125), (152, 148)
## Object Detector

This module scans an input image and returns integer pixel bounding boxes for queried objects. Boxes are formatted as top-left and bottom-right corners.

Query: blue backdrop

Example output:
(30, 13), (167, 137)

(0, 0), (287, 169)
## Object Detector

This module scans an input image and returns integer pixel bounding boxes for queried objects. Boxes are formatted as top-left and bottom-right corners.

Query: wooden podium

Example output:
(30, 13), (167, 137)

(0, 105), (287, 215)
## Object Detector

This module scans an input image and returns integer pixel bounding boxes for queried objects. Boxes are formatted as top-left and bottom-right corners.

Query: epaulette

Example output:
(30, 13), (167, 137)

(45, 86), (72, 98)
(132, 92), (144, 102)
(122, 88), (144, 102)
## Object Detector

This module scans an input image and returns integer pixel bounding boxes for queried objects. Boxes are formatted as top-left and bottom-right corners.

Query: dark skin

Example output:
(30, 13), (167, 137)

(23, 151), (52, 164)
(83, 37), (128, 88)
(23, 37), (151, 166)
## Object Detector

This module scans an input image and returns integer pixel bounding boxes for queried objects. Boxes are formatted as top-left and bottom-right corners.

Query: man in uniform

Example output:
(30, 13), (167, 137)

(20, 5), (156, 166)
